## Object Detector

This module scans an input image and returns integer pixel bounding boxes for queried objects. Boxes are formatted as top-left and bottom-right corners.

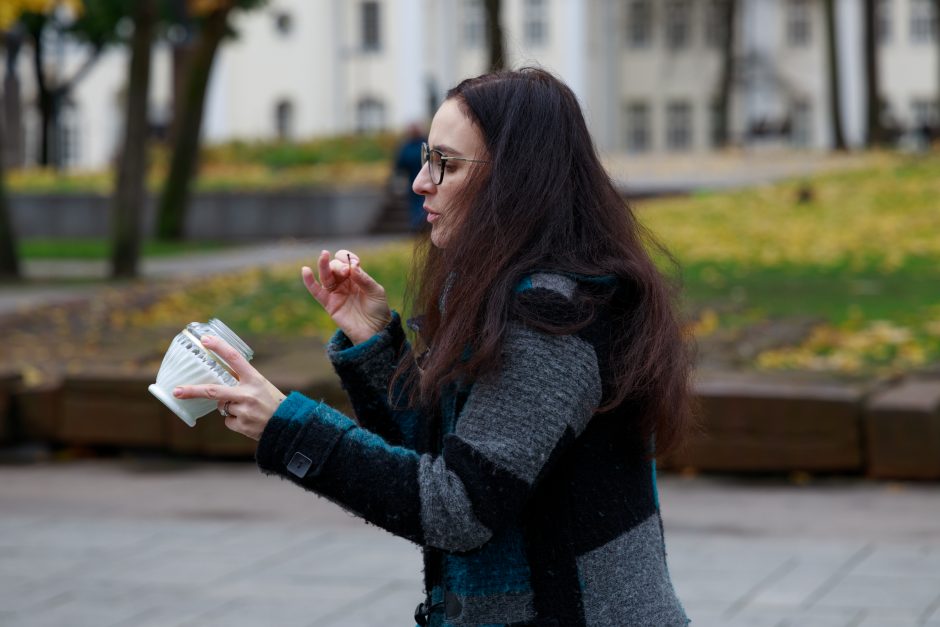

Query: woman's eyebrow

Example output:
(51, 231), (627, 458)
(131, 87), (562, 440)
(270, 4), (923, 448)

(432, 143), (462, 156)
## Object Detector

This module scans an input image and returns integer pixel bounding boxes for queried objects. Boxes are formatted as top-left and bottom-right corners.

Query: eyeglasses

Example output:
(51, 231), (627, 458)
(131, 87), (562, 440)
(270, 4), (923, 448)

(421, 142), (488, 185)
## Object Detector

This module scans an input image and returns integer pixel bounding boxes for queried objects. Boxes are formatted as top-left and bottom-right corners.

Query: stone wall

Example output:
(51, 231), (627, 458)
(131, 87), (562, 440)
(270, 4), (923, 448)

(10, 188), (385, 240)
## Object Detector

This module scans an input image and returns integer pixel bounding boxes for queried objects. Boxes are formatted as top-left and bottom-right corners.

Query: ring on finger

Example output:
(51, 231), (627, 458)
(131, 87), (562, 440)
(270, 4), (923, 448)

(219, 400), (231, 418)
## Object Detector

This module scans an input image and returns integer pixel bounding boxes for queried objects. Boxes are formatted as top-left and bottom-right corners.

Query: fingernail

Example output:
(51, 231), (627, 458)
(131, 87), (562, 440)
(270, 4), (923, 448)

(201, 336), (213, 345)
(173, 387), (183, 397)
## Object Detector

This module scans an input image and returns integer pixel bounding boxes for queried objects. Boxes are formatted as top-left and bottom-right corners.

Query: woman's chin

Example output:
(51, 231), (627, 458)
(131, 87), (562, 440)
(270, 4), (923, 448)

(429, 225), (449, 249)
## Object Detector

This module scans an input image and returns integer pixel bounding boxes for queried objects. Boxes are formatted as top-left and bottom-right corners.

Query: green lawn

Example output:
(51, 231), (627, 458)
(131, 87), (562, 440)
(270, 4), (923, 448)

(19, 238), (231, 260)
(116, 152), (940, 376)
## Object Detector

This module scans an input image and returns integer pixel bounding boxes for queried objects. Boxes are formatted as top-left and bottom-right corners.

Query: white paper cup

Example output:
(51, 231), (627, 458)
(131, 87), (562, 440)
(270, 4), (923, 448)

(148, 320), (251, 427)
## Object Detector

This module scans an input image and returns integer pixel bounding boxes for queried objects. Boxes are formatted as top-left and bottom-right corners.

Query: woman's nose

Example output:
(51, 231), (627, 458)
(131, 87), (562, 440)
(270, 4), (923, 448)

(412, 163), (433, 196)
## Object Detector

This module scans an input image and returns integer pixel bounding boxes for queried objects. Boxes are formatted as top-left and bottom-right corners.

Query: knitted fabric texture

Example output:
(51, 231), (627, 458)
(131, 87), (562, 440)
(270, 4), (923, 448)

(255, 273), (689, 626)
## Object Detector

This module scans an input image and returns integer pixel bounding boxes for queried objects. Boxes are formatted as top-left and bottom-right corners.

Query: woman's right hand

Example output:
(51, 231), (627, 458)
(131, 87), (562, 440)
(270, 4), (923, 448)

(302, 250), (392, 345)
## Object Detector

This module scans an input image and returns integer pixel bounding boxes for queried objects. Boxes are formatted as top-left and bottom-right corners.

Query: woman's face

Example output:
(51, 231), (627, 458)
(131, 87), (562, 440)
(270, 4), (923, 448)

(412, 98), (487, 248)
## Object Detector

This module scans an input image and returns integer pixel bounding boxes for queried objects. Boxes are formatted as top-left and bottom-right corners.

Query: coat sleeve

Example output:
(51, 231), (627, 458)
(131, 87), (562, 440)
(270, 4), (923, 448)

(255, 319), (602, 552)
(325, 311), (422, 449)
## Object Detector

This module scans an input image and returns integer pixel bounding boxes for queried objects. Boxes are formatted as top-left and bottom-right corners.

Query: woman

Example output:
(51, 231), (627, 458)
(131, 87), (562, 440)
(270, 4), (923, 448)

(175, 68), (693, 626)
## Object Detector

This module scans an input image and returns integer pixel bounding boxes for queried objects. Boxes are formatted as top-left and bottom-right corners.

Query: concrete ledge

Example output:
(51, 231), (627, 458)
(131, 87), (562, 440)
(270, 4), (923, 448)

(60, 366), (170, 448)
(10, 188), (385, 240)
(13, 380), (63, 442)
(0, 370), (23, 443)
(50, 342), (354, 457)
(663, 374), (870, 472)
(10, 352), (940, 479)
(865, 380), (940, 479)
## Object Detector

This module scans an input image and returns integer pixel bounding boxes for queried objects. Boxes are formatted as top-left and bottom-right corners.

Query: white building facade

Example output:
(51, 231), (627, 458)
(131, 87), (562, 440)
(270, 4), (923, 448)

(2, 0), (938, 170)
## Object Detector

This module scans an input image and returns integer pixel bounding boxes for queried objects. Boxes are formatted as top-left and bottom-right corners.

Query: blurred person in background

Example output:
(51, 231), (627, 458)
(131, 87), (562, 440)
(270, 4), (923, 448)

(394, 122), (429, 231)
(175, 68), (693, 626)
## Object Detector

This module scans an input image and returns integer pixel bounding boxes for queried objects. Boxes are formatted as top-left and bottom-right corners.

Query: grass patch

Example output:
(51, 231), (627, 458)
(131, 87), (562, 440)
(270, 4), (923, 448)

(112, 151), (940, 376)
(20, 239), (231, 260)
(120, 242), (414, 340)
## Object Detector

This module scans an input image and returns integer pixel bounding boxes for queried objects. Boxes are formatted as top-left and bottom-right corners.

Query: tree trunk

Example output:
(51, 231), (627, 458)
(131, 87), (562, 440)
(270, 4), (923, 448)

(109, 0), (155, 279)
(3, 31), (25, 169)
(715, 0), (737, 148)
(863, 0), (884, 145)
(0, 113), (21, 281)
(155, 8), (230, 241)
(28, 23), (55, 168)
(824, 0), (847, 150)
(483, 0), (505, 72)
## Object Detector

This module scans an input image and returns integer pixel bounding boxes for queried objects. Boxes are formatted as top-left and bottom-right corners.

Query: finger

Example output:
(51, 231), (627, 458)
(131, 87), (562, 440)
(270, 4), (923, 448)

(302, 266), (327, 303)
(327, 259), (352, 283)
(334, 249), (360, 266)
(173, 383), (238, 401)
(200, 335), (257, 381)
(317, 250), (336, 288)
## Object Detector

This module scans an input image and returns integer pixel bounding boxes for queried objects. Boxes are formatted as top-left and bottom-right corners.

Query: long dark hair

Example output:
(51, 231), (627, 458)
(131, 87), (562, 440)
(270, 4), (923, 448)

(397, 68), (693, 456)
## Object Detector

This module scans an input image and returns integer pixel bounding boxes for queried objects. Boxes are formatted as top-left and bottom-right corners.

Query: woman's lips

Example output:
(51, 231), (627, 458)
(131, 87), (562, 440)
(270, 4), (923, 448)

(425, 208), (440, 223)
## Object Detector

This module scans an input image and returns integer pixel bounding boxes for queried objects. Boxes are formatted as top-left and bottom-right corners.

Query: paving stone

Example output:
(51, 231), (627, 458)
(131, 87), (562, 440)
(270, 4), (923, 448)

(313, 580), (422, 626)
(852, 608), (933, 626)
(0, 574), (73, 614)
(866, 380), (940, 479)
(747, 560), (848, 607)
(731, 606), (861, 627)
(813, 573), (940, 611)
(672, 568), (778, 605)
(249, 531), (422, 584)
(852, 544), (940, 579)
(3, 590), (157, 627)
(3, 462), (940, 626)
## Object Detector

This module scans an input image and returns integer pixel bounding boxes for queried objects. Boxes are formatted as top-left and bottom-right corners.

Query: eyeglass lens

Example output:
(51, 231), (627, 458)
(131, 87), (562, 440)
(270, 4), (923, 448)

(422, 143), (443, 184)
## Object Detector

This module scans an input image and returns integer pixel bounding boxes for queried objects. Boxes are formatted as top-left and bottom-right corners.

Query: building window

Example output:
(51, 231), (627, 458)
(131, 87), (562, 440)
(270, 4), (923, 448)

(626, 0), (652, 48)
(665, 0), (691, 50)
(356, 97), (386, 133)
(911, 99), (939, 129)
(791, 100), (812, 147)
(666, 101), (692, 151)
(523, 0), (548, 47)
(786, 0), (811, 46)
(876, 0), (892, 44)
(273, 11), (293, 36)
(624, 102), (651, 153)
(275, 99), (294, 140)
(705, 0), (731, 48)
(57, 100), (80, 169)
(463, 0), (485, 48)
(910, 0), (937, 43)
(361, 1), (381, 52)
(709, 101), (724, 147)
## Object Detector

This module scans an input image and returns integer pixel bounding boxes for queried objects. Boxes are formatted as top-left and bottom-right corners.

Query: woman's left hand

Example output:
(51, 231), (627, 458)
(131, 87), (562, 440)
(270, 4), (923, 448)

(172, 335), (286, 441)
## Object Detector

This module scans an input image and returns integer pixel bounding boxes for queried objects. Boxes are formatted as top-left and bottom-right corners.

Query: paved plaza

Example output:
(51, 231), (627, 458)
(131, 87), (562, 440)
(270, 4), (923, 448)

(0, 459), (938, 626)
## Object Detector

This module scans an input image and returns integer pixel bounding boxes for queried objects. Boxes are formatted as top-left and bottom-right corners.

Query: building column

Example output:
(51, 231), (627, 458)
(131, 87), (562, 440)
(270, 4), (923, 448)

(397, 0), (425, 126)
(837, 0), (864, 148)
(562, 0), (588, 111)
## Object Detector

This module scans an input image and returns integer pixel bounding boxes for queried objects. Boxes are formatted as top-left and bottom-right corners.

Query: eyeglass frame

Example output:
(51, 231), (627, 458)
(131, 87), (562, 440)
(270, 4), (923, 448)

(421, 142), (489, 185)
